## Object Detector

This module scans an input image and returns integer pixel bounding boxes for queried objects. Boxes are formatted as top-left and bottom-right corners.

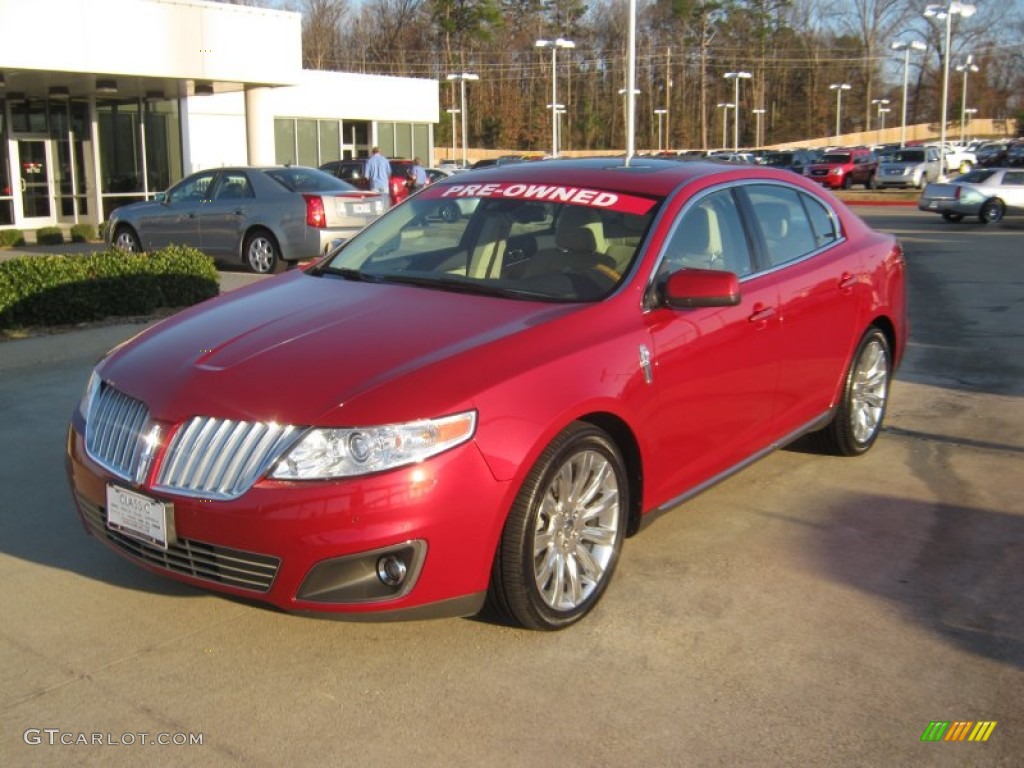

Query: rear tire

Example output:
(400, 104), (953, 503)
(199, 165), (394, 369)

(979, 199), (1005, 224)
(812, 328), (891, 457)
(244, 229), (284, 274)
(487, 422), (627, 630)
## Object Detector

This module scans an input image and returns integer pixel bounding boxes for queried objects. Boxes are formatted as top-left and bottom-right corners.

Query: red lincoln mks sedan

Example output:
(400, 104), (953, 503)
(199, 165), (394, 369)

(67, 158), (907, 630)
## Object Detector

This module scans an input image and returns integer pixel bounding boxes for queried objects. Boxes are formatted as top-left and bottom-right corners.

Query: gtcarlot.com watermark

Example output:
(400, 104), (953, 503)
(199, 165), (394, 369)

(24, 729), (203, 747)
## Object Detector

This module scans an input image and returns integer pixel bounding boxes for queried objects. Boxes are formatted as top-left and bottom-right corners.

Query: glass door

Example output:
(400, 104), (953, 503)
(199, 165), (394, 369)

(16, 138), (55, 226)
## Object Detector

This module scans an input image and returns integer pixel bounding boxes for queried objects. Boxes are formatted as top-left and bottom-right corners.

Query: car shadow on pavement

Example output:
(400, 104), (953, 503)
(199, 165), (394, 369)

(777, 491), (1023, 670)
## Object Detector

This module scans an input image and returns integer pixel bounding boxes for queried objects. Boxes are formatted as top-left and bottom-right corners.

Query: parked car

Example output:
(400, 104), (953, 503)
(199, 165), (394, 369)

(761, 149), (816, 175)
(1006, 140), (1024, 167)
(805, 147), (878, 189)
(875, 146), (942, 189)
(925, 142), (977, 175)
(319, 158), (417, 206)
(975, 141), (1009, 168)
(108, 166), (386, 273)
(69, 159), (906, 630)
(918, 166), (1024, 223)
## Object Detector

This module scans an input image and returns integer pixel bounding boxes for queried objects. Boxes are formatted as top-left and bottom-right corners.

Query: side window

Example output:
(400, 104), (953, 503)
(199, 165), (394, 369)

(800, 192), (839, 249)
(214, 173), (253, 201)
(747, 185), (820, 268)
(1001, 171), (1024, 186)
(167, 173), (215, 204)
(658, 189), (754, 279)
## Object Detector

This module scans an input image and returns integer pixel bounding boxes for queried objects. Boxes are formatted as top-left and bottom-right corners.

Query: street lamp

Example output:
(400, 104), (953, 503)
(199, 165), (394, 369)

(752, 108), (766, 148)
(830, 83), (852, 138)
(872, 98), (891, 138)
(964, 107), (977, 140)
(536, 38), (575, 158)
(654, 108), (667, 151)
(717, 103), (734, 150)
(924, 2), (976, 179)
(445, 107), (460, 163)
(956, 54), (980, 145)
(891, 38), (927, 147)
(724, 71), (752, 152)
(446, 73), (479, 169)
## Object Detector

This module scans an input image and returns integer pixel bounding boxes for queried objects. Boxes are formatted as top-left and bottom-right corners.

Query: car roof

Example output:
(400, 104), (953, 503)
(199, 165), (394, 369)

(443, 157), (804, 198)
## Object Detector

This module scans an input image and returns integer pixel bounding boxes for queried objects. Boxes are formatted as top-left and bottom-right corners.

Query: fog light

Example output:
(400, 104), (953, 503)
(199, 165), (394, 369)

(377, 555), (408, 587)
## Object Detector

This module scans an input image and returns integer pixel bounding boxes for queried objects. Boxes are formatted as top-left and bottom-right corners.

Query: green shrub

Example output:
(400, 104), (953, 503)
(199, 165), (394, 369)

(35, 227), (65, 246)
(70, 223), (98, 243)
(0, 245), (219, 330)
(0, 229), (26, 248)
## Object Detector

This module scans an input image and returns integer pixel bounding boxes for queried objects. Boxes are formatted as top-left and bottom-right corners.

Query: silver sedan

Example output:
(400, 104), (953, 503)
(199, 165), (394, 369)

(109, 166), (386, 273)
(918, 167), (1024, 224)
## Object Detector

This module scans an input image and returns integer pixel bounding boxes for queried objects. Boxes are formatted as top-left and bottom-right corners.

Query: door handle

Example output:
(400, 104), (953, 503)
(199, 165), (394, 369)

(748, 304), (776, 323)
(20, 178), (27, 193)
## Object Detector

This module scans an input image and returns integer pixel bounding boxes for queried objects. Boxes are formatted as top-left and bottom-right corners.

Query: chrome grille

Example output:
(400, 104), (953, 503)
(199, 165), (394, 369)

(155, 417), (300, 500)
(76, 493), (279, 593)
(85, 382), (151, 481)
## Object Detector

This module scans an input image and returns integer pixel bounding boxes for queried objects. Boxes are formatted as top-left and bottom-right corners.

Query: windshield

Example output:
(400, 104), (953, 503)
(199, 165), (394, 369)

(318, 182), (659, 302)
(822, 153), (852, 164)
(763, 153), (795, 165)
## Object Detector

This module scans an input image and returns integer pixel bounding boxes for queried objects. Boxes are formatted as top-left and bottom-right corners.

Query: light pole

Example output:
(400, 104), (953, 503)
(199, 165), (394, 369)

(924, 2), (976, 179)
(445, 107), (460, 163)
(830, 83), (851, 139)
(446, 73), (479, 169)
(752, 108), (766, 148)
(872, 98), (891, 140)
(891, 39), (927, 147)
(964, 107), (977, 140)
(724, 71), (752, 152)
(654, 108), (667, 151)
(956, 54), (979, 145)
(536, 38), (575, 158)
(618, 87), (641, 151)
(717, 103), (734, 150)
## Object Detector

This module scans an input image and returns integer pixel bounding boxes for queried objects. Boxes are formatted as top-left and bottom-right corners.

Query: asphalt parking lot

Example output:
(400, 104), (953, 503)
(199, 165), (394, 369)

(1, 208), (1021, 767)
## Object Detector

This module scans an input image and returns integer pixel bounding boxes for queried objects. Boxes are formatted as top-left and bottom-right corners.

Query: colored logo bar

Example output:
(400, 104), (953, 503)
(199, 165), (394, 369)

(921, 721), (997, 742)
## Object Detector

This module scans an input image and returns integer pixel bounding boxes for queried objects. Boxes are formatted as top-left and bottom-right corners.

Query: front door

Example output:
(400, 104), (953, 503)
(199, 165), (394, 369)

(16, 139), (55, 227)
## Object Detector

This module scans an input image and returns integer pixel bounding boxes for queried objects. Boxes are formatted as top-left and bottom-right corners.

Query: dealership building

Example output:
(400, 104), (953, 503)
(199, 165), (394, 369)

(0, 0), (439, 232)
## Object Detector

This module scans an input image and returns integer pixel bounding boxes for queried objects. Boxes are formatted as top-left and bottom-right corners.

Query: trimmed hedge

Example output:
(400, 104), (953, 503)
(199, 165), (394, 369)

(71, 223), (98, 243)
(0, 245), (220, 330)
(0, 229), (26, 248)
(36, 227), (64, 246)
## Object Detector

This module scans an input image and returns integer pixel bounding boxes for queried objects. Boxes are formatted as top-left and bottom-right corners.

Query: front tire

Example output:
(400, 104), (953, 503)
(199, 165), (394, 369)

(438, 201), (461, 222)
(113, 225), (141, 253)
(488, 422), (627, 630)
(244, 229), (284, 274)
(813, 328), (891, 457)
(979, 199), (1005, 224)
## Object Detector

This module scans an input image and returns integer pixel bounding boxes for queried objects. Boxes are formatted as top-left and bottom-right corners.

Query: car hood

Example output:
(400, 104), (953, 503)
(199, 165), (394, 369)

(879, 161), (923, 170)
(98, 270), (584, 426)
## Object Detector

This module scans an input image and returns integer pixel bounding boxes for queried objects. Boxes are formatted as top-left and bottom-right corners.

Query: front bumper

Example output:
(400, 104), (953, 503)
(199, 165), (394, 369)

(67, 419), (506, 620)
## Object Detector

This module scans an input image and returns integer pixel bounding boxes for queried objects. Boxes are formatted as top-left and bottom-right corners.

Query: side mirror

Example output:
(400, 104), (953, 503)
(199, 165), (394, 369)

(154, 192), (167, 204)
(662, 268), (741, 309)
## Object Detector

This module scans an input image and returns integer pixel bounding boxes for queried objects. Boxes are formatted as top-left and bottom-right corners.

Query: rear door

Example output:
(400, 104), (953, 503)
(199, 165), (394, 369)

(198, 171), (252, 257)
(742, 183), (864, 434)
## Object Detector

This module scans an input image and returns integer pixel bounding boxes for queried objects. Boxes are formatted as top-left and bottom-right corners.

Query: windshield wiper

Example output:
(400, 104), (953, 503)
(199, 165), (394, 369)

(373, 273), (554, 300)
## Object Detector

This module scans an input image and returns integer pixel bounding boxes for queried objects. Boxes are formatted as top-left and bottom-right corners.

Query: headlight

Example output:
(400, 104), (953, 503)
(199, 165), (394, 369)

(270, 410), (477, 480)
(831, 168), (842, 176)
(78, 370), (101, 421)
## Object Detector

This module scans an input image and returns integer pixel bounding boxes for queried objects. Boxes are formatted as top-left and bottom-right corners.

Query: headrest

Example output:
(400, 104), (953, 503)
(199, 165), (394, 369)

(556, 207), (606, 253)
